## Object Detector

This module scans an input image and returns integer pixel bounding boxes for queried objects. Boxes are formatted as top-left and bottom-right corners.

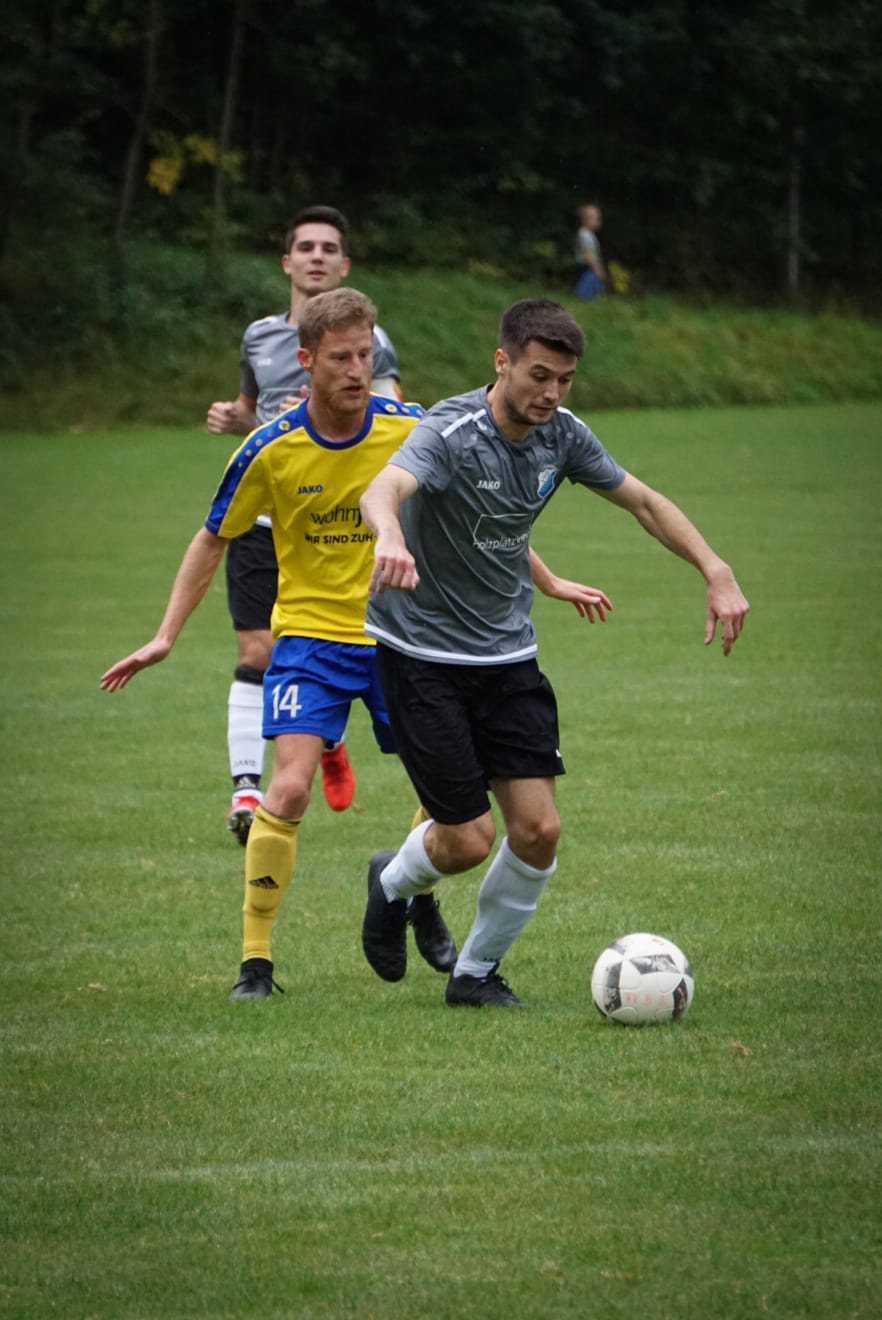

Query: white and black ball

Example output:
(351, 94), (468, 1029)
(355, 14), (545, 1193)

(591, 931), (694, 1025)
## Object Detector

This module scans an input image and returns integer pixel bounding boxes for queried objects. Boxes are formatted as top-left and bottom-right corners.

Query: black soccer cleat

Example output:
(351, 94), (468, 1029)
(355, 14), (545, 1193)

(228, 957), (285, 1001)
(445, 963), (527, 1008)
(361, 850), (408, 982)
(408, 892), (457, 973)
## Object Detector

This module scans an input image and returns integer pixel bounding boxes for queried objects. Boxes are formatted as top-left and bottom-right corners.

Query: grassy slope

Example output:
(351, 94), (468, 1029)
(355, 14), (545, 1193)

(1, 402), (880, 1317)
(2, 253), (881, 430)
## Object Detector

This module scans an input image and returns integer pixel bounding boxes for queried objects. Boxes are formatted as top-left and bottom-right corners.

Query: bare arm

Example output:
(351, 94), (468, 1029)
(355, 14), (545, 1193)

(528, 547), (612, 622)
(205, 392), (258, 436)
(359, 465), (420, 595)
(601, 473), (749, 655)
(100, 528), (228, 691)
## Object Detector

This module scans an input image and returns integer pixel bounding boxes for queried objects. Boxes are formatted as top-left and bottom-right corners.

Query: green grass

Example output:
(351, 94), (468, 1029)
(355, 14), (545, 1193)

(2, 248), (882, 429)
(1, 403), (881, 1317)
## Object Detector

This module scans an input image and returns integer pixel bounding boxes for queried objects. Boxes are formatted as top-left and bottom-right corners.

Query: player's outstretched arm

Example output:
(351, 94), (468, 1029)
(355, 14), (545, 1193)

(100, 529), (228, 692)
(360, 465), (421, 595)
(529, 548), (612, 621)
(602, 473), (749, 655)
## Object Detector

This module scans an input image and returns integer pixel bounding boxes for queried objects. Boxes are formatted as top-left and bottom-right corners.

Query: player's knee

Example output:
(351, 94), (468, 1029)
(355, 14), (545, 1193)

(265, 769), (312, 820)
(508, 811), (560, 865)
(431, 815), (495, 874)
(235, 632), (273, 672)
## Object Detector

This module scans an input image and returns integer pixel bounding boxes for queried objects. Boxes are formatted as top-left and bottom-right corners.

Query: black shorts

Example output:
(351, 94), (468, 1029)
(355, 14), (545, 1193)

(225, 524), (278, 632)
(375, 645), (565, 826)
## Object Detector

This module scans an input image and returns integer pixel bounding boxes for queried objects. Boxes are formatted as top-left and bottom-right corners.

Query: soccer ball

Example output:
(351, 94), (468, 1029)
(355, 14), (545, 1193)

(591, 932), (694, 1025)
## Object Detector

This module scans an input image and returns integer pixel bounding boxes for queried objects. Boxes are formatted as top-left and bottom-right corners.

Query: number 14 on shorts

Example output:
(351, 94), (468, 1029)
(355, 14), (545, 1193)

(271, 681), (303, 723)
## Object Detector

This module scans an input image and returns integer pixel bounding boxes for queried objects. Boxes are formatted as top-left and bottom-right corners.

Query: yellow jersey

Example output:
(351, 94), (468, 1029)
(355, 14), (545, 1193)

(206, 396), (423, 644)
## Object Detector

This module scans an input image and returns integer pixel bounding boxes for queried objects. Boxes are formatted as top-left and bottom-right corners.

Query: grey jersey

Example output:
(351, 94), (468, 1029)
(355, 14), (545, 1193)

(364, 385), (626, 665)
(240, 313), (401, 424)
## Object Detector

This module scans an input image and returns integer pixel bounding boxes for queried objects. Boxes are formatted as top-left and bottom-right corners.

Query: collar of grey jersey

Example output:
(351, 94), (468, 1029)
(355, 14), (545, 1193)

(438, 386), (579, 446)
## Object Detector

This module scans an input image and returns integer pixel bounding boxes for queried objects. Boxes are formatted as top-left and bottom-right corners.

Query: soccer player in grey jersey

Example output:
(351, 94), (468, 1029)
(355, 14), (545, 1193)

(359, 298), (750, 1008)
(206, 206), (401, 841)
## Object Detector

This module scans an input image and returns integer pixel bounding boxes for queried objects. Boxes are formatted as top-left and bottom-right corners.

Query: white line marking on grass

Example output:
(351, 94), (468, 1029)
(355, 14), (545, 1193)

(6, 1132), (879, 1189)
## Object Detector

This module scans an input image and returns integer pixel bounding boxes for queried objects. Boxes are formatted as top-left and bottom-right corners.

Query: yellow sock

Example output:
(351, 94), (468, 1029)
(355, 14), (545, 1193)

(242, 803), (300, 962)
(410, 802), (431, 831)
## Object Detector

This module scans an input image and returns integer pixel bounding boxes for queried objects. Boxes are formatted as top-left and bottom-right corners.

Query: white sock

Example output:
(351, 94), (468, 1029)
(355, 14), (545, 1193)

(454, 837), (556, 979)
(228, 680), (266, 782)
(380, 820), (444, 901)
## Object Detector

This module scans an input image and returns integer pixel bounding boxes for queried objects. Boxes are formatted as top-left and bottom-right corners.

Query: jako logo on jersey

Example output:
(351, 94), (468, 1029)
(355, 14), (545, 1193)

(298, 484), (324, 494)
(477, 479), (501, 490)
(537, 467), (557, 498)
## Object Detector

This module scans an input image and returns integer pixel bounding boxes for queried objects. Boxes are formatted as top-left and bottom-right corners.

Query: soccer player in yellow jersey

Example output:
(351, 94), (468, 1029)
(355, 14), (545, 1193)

(101, 288), (459, 998)
(205, 206), (404, 838)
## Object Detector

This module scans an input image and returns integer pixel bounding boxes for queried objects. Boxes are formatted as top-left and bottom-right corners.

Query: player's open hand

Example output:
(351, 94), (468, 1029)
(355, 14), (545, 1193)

(100, 639), (172, 692)
(542, 576), (612, 621)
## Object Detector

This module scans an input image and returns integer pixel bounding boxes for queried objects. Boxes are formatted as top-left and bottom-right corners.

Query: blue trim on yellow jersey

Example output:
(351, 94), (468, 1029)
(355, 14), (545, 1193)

(205, 405), (302, 536)
(302, 405), (370, 450)
(370, 395), (425, 420)
(205, 396), (426, 644)
(205, 396), (425, 540)
(297, 398), (414, 452)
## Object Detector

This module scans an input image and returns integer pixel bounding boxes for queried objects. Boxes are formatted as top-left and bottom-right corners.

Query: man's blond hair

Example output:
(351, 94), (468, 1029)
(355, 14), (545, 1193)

(299, 288), (377, 354)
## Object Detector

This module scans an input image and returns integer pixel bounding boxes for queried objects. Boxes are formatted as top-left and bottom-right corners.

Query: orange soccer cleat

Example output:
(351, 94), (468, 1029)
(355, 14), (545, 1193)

(320, 741), (355, 811)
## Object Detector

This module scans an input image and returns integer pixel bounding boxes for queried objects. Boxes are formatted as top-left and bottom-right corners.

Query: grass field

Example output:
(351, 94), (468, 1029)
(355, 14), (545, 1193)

(1, 402), (880, 1318)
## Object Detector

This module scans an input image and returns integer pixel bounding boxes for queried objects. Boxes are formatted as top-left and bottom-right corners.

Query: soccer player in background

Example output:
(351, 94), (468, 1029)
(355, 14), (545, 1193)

(205, 206), (402, 843)
(359, 298), (749, 1008)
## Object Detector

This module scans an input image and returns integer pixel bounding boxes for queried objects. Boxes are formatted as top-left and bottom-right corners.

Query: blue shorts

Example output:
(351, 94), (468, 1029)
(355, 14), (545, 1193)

(263, 637), (396, 753)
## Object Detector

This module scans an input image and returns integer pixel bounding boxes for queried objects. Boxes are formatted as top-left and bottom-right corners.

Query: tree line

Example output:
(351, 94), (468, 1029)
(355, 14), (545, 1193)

(2, 0), (881, 309)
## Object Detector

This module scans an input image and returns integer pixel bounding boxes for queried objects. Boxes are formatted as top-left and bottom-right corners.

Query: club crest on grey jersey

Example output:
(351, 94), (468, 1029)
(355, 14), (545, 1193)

(364, 387), (626, 665)
(537, 467), (557, 498)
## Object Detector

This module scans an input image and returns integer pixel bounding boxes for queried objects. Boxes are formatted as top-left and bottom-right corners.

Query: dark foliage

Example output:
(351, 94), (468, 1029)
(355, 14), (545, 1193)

(1, 0), (880, 371)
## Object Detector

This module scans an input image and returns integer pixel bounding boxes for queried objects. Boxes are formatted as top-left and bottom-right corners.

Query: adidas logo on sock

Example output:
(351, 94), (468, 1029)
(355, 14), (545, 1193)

(248, 875), (279, 889)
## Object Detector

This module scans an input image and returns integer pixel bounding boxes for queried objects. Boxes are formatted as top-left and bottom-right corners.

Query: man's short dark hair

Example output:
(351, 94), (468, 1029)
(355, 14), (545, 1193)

(499, 299), (585, 361)
(284, 206), (350, 256)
